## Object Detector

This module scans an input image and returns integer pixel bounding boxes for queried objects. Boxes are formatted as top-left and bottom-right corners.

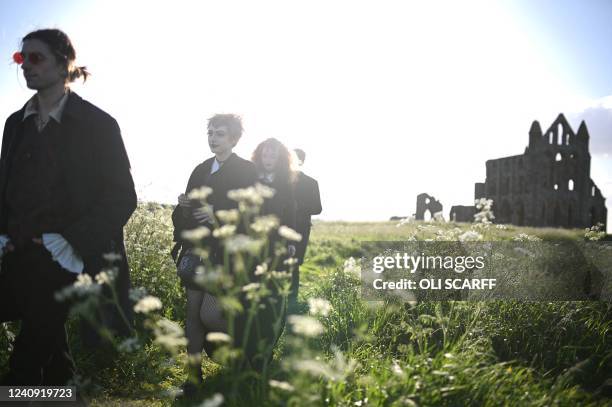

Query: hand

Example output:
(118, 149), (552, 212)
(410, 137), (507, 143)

(178, 193), (192, 208)
(3, 243), (15, 253)
(32, 237), (43, 245)
(193, 207), (213, 225)
(288, 244), (296, 258)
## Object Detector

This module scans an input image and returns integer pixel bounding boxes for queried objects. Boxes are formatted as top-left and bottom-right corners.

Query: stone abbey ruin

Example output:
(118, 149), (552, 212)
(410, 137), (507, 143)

(449, 113), (607, 230)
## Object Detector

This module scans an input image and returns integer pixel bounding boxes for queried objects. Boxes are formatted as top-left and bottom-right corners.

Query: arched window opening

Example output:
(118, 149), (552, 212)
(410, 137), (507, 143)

(554, 184), (559, 191)
(557, 124), (564, 145)
(568, 179), (574, 191)
(555, 152), (562, 162)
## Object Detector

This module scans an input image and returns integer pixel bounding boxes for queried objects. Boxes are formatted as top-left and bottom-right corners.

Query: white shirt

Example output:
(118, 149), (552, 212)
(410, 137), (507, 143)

(23, 91), (70, 131)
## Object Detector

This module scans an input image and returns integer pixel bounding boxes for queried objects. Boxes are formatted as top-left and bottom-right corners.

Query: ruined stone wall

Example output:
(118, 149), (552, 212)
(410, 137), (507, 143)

(477, 114), (607, 229)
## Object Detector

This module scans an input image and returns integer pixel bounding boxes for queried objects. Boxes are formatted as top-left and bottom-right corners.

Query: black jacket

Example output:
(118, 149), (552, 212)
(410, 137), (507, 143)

(172, 153), (257, 263)
(294, 171), (322, 263)
(0, 91), (137, 336)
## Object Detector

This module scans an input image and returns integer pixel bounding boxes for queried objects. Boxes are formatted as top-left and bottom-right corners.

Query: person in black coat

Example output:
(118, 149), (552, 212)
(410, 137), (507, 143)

(0, 29), (137, 386)
(292, 149), (322, 293)
(248, 138), (297, 366)
(252, 138), (298, 260)
(172, 113), (257, 392)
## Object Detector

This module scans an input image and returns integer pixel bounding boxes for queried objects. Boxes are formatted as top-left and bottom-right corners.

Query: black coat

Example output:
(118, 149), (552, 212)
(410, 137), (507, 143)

(260, 175), (297, 232)
(294, 171), (321, 264)
(172, 153), (257, 264)
(0, 92), (137, 336)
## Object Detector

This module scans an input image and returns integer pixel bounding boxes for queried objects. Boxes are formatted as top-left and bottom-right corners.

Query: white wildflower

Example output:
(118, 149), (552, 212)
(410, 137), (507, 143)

(182, 227), (211, 241)
(227, 186), (263, 205)
(95, 270), (114, 285)
(278, 226), (302, 242)
(206, 332), (232, 344)
(284, 257), (298, 266)
(242, 282), (261, 292)
(308, 298), (333, 317)
(392, 360), (404, 376)
(512, 233), (542, 242)
(213, 224), (237, 239)
(474, 198), (495, 224)
(254, 182), (275, 199)
(288, 315), (325, 337)
(74, 273), (93, 288)
(343, 257), (361, 277)
(584, 223), (606, 241)
(458, 230), (483, 242)
(153, 319), (188, 353)
(396, 216), (414, 227)
(187, 186), (213, 201)
(225, 234), (263, 254)
(134, 295), (162, 314)
(200, 393), (224, 407)
(215, 209), (240, 224)
(269, 270), (291, 279)
(254, 263), (268, 276)
(268, 380), (294, 392)
(251, 215), (279, 234)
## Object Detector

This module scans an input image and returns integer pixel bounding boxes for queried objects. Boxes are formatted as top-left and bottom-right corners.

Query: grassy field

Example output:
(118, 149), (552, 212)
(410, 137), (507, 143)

(1, 203), (611, 406)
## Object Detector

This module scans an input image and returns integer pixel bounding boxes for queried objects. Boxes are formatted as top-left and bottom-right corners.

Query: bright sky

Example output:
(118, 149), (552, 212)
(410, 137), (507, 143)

(1, 0), (611, 226)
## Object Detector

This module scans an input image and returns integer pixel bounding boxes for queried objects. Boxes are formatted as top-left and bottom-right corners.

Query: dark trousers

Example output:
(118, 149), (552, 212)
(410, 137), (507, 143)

(0, 244), (77, 385)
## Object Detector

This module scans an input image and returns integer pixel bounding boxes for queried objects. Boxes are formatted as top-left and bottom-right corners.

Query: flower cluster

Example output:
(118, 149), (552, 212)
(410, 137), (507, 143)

(584, 223), (606, 241)
(308, 298), (333, 317)
(474, 198), (495, 224)
(134, 295), (163, 314)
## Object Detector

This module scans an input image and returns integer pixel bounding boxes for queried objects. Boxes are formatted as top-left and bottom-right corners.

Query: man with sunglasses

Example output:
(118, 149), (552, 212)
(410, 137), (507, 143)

(0, 29), (137, 388)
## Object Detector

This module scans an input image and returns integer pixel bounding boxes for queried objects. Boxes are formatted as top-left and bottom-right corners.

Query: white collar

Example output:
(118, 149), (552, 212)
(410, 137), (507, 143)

(22, 91), (70, 124)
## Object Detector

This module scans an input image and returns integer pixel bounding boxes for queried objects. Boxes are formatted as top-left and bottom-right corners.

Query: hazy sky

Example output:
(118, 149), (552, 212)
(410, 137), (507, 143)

(1, 0), (611, 226)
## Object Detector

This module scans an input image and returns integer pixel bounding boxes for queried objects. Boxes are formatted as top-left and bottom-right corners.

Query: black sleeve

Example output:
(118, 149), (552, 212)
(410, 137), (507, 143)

(0, 116), (16, 234)
(308, 179), (322, 215)
(62, 117), (137, 256)
(171, 164), (204, 242)
(295, 176), (322, 216)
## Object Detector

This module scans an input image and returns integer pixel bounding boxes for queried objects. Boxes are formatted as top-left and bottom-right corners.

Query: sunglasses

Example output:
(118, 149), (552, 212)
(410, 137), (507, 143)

(12, 51), (47, 65)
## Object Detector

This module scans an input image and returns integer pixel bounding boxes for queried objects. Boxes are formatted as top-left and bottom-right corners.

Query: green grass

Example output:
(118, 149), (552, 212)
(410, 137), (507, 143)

(0, 206), (610, 406)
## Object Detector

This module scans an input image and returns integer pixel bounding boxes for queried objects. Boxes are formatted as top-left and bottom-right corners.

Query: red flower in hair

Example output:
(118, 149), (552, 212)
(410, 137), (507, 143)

(13, 52), (24, 64)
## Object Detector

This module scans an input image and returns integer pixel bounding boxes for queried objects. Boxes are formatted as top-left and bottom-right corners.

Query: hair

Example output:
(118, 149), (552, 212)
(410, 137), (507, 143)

(22, 28), (90, 83)
(294, 148), (306, 164)
(252, 138), (297, 185)
(208, 114), (244, 142)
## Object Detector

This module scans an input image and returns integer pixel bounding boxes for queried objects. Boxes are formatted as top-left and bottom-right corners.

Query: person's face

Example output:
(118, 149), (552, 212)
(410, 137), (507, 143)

(261, 145), (279, 172)
(20, 39), (66, 91)
(207, 124), (235, 156)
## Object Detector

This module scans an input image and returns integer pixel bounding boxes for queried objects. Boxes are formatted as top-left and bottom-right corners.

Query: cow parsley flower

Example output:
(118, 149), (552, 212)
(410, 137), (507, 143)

(134, 295), (162, 314)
